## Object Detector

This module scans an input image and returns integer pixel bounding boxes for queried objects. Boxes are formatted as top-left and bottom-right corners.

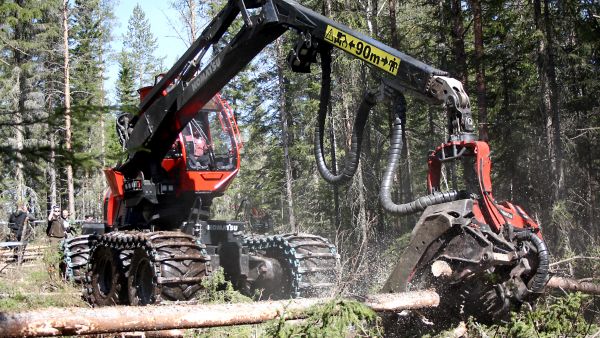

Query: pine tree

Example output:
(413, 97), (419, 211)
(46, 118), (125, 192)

(123, 4), (163, 88)
(69, 0), (115, 217)
(0, 0), (62, 213)
(116, 52), (138, 113)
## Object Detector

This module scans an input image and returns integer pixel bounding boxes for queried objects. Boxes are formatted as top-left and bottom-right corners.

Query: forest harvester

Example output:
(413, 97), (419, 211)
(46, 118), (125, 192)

(61, 0), (549, 324)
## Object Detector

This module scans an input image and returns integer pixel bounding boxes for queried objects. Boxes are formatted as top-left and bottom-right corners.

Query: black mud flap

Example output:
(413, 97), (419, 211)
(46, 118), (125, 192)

(381, 199), (474, 293)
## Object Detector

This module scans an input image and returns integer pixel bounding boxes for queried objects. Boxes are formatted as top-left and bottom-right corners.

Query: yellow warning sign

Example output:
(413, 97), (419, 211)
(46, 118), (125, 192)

(324, 25), (400, 75)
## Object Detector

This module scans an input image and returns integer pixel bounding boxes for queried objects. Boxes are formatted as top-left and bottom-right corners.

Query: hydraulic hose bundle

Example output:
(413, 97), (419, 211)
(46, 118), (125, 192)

(314, 48), (374, 185)
(514, 230), (550, 293)
(314, 48), (464, 215)
(378, 95), (466, 215)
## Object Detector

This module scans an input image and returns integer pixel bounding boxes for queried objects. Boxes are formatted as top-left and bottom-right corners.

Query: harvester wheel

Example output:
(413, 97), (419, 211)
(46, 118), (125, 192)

(245, 234), (339, 299)
(157, 243), (209, 301)
(85, 245), (126, 306)
(128, 232), (210, 305)
(60, 235), (92, 283)
(128, 248), (158, 305)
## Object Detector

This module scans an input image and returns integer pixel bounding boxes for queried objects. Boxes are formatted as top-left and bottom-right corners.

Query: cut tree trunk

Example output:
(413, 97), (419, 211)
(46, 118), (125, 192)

(546, 276), (600, 295)
(0, 291), (440, 337)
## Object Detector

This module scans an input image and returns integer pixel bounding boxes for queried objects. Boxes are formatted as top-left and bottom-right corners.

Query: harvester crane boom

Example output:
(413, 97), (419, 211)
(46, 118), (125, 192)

(119, 0), (473, 180)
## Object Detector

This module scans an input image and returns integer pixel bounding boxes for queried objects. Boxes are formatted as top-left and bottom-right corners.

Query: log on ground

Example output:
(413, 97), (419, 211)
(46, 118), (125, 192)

(0, 290), (439, 337)
(546, 276), (600, 295)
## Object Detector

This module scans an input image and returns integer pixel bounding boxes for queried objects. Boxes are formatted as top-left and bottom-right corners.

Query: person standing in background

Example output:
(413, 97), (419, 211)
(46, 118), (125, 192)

(61, 209), (73, 237)
(46, 206), (65, 243)
(8, 202), (34, 242)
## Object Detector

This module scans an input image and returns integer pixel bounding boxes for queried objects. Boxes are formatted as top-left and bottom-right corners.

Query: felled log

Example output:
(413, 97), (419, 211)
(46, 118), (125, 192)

(0, 290), (439, 337)
(546, 276), (600, 295)
(363, 290), (440, 311)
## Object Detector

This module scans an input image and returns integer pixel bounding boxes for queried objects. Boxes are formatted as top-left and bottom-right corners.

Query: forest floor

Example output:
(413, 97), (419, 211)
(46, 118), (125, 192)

(0, 244), (266, 337)
(0, 238), (84, 311)
(1, 236), (599, 337)
(0, 239), (288, 337)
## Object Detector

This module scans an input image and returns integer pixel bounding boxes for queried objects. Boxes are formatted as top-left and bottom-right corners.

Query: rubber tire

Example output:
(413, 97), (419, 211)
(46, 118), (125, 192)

(128, 240), (209, 305)
(61, 235), (92, 283)
(291, 241), (337, 298)
(128, 248), (158, 306)
(87, 246), (126, 306)
(251, 235), (339, 300)
(254, 250), (291, 300)
(154, 237), (209, 301)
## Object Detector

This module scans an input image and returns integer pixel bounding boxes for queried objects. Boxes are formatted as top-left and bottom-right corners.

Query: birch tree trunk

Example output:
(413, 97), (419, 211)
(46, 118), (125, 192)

(13, 2), (26, 202)
(172, 0), (198, 45)
(48, 129), (57, 209)
(188, 0), (197, 43)
(15, 69), (25, 201)
(543, 0), (563, 201)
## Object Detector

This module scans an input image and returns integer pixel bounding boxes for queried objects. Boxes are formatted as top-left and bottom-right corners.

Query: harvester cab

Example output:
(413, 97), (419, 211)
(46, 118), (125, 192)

(105, 89), (242, 230)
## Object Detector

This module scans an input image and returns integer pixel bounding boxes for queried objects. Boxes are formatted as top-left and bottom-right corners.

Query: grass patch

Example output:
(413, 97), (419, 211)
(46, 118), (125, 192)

(0, 241), (85, 311)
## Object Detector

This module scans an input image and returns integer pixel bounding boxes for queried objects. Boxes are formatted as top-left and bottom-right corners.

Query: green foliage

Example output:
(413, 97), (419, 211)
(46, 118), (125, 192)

(199, 267), (252, 304)
(189, 326), (260, 338)
(551, 201), (575, 231)
(469, 293), (598, 338)
(0, 0), (62, 180)
(383, 232), (412, 261)
(189, 268), (257, 337)
(116, 53), (138, 112)
(265, 299), (383, 337)
(104, 113), (126, 164)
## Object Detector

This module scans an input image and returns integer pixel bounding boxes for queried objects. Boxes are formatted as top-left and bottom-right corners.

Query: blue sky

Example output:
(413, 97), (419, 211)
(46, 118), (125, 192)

(106, 0), (196, 103)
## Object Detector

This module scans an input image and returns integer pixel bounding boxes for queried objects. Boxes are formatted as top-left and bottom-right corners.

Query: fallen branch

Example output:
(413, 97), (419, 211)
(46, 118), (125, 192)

(546, 276), (600, 295)
(0, 290), (439, 337)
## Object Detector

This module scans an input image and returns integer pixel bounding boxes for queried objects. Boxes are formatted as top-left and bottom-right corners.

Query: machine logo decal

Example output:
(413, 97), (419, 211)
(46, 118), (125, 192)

(324, 25), (400, 75)
(206, 223), (239, 231)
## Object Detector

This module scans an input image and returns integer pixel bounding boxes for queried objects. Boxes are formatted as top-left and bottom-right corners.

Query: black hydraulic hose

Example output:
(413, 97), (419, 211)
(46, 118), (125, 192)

(515, 230), (549, 293)
(379, 94), (465, 215)
(314, 49), (375, 185)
